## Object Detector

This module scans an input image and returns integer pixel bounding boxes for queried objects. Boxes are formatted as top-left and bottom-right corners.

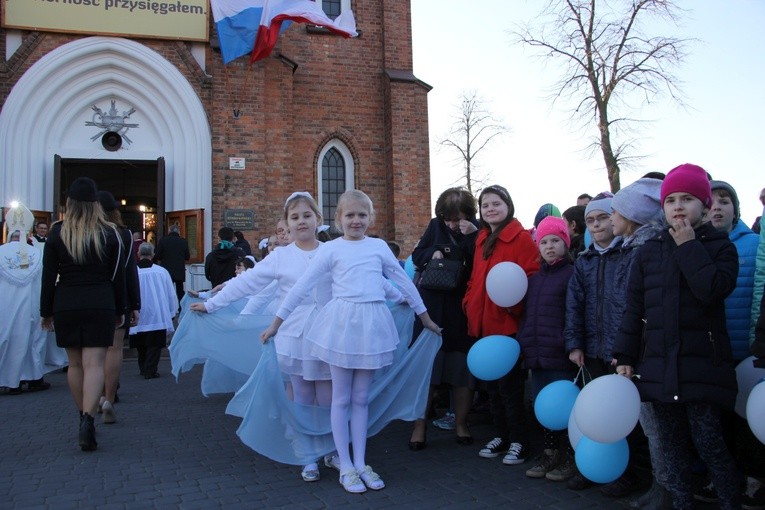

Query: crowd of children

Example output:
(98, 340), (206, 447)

(36, 166), (761, 507)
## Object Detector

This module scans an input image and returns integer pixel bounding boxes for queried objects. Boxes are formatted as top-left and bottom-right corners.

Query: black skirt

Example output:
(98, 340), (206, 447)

(54, 309), (116, 348)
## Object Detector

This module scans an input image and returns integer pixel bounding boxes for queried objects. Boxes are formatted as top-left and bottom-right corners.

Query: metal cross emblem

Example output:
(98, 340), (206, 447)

(85, 100), (139, 145)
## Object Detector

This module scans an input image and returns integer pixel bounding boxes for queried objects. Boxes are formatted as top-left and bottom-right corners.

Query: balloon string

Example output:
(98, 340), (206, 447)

(574, 366), (593, 387)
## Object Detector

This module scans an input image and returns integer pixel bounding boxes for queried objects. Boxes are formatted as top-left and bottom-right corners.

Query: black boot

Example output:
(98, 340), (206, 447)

(79, 413), (98, 451)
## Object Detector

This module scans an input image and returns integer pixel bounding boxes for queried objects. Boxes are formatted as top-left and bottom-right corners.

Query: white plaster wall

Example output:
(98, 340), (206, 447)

(0, 36), (212, 253)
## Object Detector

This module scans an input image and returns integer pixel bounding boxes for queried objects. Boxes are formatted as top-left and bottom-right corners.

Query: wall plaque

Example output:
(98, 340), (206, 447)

(224, 209), (254, 230)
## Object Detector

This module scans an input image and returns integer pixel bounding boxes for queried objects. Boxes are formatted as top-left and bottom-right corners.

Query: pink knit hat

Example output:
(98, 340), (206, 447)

(660, 163), (712, 207)
(536, 216), (571, 248)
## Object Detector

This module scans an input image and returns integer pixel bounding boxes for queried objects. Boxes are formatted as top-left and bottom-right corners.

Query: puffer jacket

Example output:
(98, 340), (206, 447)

(518, 258), (575, 371)
(724, 220), (758, 359)
(753, 212), (765, 344)
(564, 238), (624, 361)
(614, 223), (739, 409)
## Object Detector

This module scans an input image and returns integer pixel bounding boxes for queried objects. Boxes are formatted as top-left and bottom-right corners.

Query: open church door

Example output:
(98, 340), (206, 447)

(53, 154), (62, 221)
(164, 208), (204, 264)
(156, 157), (166, 242)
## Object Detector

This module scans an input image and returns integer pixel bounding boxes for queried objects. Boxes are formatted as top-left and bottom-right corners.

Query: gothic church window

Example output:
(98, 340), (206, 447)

(317, 140), (354, 226)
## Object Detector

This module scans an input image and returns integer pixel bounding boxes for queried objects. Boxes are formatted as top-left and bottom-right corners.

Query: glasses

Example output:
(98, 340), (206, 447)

(585, 214), (610, 225)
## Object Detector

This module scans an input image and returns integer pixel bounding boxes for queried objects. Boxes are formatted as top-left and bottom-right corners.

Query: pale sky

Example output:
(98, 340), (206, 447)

(411, 0), (765, 228)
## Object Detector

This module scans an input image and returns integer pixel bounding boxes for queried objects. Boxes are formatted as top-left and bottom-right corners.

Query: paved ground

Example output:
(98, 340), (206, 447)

(2, 358), (665, 509)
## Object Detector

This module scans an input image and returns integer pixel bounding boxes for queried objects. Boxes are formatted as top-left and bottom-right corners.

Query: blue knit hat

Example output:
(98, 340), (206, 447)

(533, 203), (561, 227)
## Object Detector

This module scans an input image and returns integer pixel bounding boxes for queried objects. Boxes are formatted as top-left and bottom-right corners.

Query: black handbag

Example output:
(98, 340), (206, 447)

(418, 257), (464, 291)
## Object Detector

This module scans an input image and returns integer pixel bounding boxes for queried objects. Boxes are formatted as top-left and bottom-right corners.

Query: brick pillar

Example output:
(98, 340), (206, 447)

(381, 0), (432, 255)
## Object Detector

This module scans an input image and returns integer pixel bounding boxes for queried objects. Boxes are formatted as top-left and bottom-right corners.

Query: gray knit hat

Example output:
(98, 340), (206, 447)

(584, 191), (614, 217)
(611, 178), (663, 226)
(710, 180), (740, 224)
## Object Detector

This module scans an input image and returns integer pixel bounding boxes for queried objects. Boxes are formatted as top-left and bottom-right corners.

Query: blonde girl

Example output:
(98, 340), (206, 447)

(261, 189), (441, 494)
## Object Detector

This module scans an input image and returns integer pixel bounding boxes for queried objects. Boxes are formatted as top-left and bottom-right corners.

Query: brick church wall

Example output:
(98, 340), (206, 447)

(0, 0), (432, 255)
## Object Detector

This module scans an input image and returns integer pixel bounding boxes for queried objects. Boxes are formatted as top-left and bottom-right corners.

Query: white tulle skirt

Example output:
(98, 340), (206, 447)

(305, 299), (399, 370)
(274, 333), (331, 381)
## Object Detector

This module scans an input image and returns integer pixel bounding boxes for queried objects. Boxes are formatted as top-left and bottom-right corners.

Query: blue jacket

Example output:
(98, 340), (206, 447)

(518, 258), (575, 371)
(564, 238), (623, 361)
(752, 212), (765, 345)
(614, 223), (738, 409)
(725, 221), (758, 360)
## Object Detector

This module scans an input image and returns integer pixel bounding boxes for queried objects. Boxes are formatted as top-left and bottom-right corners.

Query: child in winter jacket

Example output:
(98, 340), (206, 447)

(615, 163), (740, 509)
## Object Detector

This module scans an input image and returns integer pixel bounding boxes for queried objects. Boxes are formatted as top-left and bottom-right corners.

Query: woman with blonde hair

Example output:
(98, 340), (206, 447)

(40, 177), (126, 451)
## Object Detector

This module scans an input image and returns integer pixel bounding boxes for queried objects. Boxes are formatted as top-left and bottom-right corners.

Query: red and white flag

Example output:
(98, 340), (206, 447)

(251, 0), (358, 62)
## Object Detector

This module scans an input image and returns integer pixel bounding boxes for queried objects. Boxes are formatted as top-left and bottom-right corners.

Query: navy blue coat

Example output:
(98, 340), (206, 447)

(614, 223), (739, 409)
(518, 258), (575, 371)
(564, 239), (624, 361)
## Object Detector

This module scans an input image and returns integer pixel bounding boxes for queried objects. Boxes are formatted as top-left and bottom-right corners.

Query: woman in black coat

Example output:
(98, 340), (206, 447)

(408, 188), (478, 449)
(41, 178), (126, 451)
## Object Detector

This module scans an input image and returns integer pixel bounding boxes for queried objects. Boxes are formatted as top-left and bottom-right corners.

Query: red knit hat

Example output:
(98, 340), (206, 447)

(535, 216), (571, 248)
(660, 163), (712, 207)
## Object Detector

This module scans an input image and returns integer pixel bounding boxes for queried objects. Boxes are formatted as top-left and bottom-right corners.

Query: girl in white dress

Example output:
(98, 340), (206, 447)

(261, 189), (442, 494)
(190, 192), (332, 482)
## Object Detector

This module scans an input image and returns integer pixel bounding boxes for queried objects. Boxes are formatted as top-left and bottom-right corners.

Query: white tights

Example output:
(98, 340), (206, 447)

(288, 375), (332, 407)
(329, 365), (374, 473)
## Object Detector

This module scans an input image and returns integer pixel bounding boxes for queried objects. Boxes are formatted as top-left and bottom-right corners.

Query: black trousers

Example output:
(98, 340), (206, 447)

(489, 364), (528, 444)
(132, 330), (165, 376)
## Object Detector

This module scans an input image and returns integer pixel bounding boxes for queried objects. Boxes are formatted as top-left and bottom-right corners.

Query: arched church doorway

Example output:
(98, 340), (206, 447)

(55, 156), (164, 244)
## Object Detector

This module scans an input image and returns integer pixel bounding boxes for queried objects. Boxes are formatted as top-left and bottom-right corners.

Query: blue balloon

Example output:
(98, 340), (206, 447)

(467, 335), (520, 381)
(575, 437), (629, 484)
(404, 255), (416, 280)
(534, 380), (580, 431)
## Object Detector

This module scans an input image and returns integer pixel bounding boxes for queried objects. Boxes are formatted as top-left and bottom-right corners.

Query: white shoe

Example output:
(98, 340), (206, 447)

(339, 470), (366, 494)
(301, 463), (320, 482)
(101, 400), (116, 424)
(323, 454), (340, 472)
(357, 465), (385, 490)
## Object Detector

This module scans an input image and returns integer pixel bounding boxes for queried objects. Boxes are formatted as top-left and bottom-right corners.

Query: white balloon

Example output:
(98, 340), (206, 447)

(735, 356), (765, 418)
(485, 262), (528, 308)
(568, 411), (583, 450)
(747, 381), (765, 445)
(573, 374), (641, 444)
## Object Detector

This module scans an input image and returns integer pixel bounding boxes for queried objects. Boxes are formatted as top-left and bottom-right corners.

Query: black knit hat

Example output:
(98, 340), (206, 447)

(67, 177), (98, 202)
(96, 190), (120, 212)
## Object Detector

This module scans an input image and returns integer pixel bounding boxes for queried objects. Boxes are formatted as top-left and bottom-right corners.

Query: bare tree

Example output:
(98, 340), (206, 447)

(439, 91), (509, 194)
(514, 0), (690, 192)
